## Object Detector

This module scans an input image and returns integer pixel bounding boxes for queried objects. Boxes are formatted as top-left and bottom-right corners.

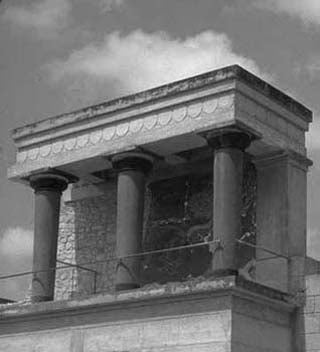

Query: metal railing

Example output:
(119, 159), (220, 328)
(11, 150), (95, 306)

(0, 238), (290, 302)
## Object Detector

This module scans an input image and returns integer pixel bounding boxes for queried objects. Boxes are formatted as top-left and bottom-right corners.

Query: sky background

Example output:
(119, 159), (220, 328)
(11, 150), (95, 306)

(1, 0), (320, 300)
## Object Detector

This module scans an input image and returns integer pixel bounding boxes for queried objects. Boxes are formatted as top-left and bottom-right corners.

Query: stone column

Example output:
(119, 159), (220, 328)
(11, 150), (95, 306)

(29, 172), (71, 302)
(207, 132), (251, 275)
(112, 153), (153, 291)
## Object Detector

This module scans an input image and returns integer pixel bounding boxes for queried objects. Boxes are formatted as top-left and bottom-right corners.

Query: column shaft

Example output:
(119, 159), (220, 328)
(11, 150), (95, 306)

(213, 148), (244, 272)
(32, 189), (61, 301)
(113, 153), (153, 291)
(116, 170), (145, 290)
(30, 173), (70, 302)
(208, 132), (251, 274)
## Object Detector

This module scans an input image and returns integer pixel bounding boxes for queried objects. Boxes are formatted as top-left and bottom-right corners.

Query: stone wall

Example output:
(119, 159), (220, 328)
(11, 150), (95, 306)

(302, 257), (320, 351)
(143, 158), (257, 284)
(55, 181), (117, 300)
(55, 158), (257, 299)
(0, 278), (294, 352)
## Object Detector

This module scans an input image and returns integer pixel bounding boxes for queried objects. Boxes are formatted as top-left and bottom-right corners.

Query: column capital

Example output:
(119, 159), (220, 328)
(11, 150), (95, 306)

(205, 131), (252, 151)
(112, 152), (154, 174)
(29, 170), (77, 194)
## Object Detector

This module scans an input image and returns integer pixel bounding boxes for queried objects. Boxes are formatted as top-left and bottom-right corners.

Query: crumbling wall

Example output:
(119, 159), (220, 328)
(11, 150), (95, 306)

(142, 158), (257, 284)
(142, 173), (213, 284)
(55, 158), (257, 299)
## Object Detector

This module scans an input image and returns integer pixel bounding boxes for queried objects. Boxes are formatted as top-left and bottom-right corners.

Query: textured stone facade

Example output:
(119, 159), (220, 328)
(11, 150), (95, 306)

(301, 258), (320, 351)
(55, 182), (117, 300)
(5, 65), (313, 350)
(55, 159), (256, 299)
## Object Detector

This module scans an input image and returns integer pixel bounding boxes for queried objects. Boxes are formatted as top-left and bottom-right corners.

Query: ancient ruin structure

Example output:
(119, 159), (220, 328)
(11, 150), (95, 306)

(0, 65), (318, 351)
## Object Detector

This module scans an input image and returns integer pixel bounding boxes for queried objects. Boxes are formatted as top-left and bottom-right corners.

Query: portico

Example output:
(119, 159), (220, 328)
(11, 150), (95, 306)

(2, 64), (314, 352)
(8, 65), (312, 300)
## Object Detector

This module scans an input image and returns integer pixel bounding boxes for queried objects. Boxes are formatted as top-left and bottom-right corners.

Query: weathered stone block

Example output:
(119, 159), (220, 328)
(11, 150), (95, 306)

(0, 277), (294, 352)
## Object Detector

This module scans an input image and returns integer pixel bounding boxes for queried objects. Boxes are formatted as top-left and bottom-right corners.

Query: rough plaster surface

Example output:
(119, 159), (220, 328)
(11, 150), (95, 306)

(83, 312), (231, 352)
(0, 311), (232, 352)
(232, 312), (291, 352)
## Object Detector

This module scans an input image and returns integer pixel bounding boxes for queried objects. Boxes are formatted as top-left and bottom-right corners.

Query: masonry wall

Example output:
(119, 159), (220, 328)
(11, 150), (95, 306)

(0, 279), (294, 352)
(55, 181), (117, 300)
(55, 159), (257, 300)
(302, 257), (320, 352)
(0, 310), (233, 352)
(232, 296), (292, 352)
(0, 282), (237, 352)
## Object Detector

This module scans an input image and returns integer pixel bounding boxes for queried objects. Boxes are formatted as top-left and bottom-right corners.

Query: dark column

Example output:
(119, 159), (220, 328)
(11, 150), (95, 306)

(29, 172), (70, 302)
(207, 132), (251, 275)
(112, 153), (153, 291)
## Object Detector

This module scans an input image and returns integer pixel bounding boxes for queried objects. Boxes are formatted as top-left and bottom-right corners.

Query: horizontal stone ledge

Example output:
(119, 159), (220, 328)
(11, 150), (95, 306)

(12, 65), (312, 142)
(0, 276), (294, 322)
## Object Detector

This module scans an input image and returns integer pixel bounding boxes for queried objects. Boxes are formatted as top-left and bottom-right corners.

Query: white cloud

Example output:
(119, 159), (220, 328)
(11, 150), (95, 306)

(46, 29), (264, 107)
(97, 0), (125, 12)
(253, 0), (320, 26)
(296, 58), (320, 150)
(2, 0), (72, 37)
(0, 227), (33, 257)
(302, 56), (320, 78)
(0, 227), (33, 301)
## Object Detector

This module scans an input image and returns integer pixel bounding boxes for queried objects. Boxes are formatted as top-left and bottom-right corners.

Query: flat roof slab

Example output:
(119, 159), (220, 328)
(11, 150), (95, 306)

(8, 65), (312, 182)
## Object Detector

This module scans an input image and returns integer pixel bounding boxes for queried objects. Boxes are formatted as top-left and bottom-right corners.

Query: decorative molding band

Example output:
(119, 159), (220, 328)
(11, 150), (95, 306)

(16, 95), (234, 165)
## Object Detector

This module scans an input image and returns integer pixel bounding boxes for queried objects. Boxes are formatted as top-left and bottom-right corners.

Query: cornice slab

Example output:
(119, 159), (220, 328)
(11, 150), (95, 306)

(12, 65), (311, 142)
(9, 94), (235, 179)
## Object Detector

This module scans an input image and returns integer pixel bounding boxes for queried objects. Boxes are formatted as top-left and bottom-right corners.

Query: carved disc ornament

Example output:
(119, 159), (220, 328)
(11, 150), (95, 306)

(16, 95), (233, 165)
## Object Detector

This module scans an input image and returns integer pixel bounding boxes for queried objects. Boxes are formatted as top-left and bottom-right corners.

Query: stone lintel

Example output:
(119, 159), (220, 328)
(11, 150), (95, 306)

(8, 66), (312, 183)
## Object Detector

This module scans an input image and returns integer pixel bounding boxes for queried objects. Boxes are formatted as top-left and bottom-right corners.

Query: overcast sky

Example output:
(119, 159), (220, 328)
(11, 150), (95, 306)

(1, 0), (320, 300)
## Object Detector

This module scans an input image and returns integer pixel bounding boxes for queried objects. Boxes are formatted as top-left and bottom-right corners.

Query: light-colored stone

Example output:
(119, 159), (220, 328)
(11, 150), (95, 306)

(8, 66), (310, 182)
(0, 277), (294, 352)
(5, 65), (314, 351)
(55, 184), (117, 300)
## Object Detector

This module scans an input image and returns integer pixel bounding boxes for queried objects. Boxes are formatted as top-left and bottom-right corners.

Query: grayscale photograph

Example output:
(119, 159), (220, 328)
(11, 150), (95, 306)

(0, 1), (319, 351)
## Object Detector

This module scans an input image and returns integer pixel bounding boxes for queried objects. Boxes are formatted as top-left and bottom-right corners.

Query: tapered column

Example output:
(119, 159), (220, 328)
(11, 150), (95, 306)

(113, 153), (153, 291)
(207, 132), (251, 275)
(29, 172), (71, 302)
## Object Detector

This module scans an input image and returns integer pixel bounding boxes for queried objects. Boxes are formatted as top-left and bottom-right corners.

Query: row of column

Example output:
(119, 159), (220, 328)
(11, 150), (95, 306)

(29, 131), (251, 302)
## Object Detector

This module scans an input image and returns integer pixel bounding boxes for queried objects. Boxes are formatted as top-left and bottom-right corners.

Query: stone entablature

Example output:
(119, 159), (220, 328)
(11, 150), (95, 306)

(8, 65), (311, 181)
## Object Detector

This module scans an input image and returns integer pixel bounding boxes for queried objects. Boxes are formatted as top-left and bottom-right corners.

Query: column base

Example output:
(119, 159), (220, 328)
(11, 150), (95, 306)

(31, 295), (53, 303)
(205, 268), (239, 278)
(115, 283), (140, 291)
